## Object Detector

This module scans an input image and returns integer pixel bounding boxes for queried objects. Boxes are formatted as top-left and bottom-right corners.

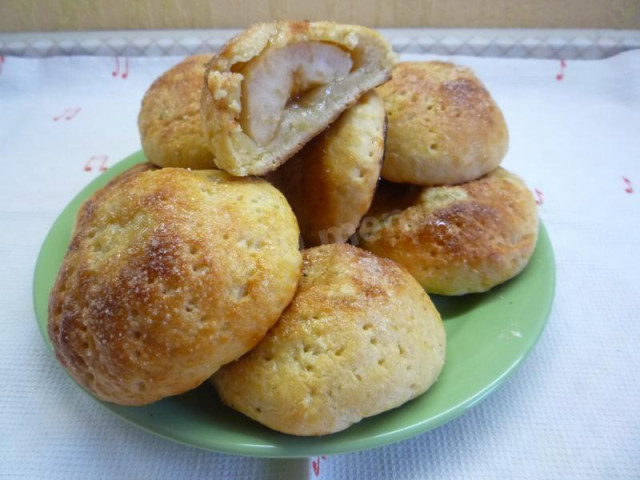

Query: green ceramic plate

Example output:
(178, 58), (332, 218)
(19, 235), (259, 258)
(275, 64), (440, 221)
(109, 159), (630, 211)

(33, 151), (555, 458)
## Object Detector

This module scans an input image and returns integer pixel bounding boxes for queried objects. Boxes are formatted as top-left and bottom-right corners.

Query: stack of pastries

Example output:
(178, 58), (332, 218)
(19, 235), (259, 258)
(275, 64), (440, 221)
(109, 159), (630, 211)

(48, 21), (537, 436)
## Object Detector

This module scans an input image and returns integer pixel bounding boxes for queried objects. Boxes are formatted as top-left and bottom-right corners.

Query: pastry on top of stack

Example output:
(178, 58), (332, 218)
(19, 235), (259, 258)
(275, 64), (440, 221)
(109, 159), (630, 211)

(377, 61), (508, 187)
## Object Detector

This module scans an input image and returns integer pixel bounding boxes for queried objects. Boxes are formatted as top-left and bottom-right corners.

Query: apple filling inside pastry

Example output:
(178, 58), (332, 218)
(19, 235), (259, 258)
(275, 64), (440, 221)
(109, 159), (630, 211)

(239, 42), (353, 146)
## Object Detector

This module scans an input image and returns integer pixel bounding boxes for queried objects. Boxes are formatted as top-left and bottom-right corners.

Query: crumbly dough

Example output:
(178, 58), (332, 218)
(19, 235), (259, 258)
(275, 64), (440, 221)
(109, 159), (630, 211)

(377, 61), (509, 186)
(356, 167), (538, 295)
(201, 21), (395, 176)
(212, 244), (446, 436)
(48, 164), (302, 405)
(138, 54), (215, 169)
(267, 91), (386, 247)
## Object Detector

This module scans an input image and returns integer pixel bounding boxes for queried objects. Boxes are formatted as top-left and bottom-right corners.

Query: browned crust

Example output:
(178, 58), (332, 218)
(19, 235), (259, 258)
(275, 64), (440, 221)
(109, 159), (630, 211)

(212, 244), (445, 435)
(377, 61), (509, 186)
(48, 166), (302, 405)
(356, 167), (538, 295)
(138, 54), (216, 169)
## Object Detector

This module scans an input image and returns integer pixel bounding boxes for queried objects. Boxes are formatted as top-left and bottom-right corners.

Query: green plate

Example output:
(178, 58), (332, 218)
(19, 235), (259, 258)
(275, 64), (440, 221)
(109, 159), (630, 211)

(33, 151), (555, 458)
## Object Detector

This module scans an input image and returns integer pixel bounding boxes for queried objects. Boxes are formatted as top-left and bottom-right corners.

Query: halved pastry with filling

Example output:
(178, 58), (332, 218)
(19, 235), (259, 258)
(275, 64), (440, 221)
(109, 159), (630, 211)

(201, 21), (395, 176)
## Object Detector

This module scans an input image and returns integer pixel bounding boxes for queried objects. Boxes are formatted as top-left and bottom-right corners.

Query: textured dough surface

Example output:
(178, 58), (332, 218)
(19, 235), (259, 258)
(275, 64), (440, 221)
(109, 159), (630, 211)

(357, 167), (538, 295)
(201, 20), (395, 176)
(138, 54), (215, 169)
(212, 244), (446, 436)
(377, 61), (508, 186)
(267, 91), (386, 247)
(48, 164), (302, 405)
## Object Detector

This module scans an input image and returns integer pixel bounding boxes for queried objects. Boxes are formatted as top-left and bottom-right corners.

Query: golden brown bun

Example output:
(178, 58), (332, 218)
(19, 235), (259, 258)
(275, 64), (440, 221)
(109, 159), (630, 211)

(212, 244), (446, 436)
(356, 167), (538, 295)
(138, 54), (215, 169)
(267, 91), (386, 247)
(377, 61), (508, 186)
(48, 165), (302, 405)
(201, 21), (395, 176)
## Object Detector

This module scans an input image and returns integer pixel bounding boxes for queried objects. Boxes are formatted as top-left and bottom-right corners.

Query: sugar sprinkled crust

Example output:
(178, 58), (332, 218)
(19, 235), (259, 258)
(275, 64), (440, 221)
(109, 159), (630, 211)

(212, 244), (446, 436)
(377, 61), (508, 186)
(356, 167), (538, 295)
(138, 55), (215, 169)
(48, 164), (302, 405)
(201, 21), (395, 176)
(267, 90), (386, 247)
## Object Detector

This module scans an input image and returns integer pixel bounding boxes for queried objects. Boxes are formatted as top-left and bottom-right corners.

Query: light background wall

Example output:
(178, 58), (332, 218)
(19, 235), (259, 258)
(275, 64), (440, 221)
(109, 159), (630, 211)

(1, 0), (639, 32)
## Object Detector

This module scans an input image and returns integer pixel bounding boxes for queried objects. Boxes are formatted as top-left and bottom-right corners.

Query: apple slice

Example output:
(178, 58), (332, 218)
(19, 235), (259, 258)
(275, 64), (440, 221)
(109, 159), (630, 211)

(240, 42), (352, 146)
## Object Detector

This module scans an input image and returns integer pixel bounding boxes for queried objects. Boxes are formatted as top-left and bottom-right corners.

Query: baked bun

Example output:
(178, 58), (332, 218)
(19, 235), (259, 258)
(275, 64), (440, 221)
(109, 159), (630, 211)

(377, 61), (508, 186)
(267, 90), (386, 247)
(201, 21), (395, 176)
(48, 164), (302, 405)
(138, 54), (215, 169)
(212, 244), (446, 436)
(356, 167), (538, 295)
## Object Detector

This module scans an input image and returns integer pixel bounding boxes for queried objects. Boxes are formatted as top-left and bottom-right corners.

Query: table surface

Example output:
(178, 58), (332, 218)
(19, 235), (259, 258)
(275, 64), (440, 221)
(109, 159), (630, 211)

(1, 30), (639, 479)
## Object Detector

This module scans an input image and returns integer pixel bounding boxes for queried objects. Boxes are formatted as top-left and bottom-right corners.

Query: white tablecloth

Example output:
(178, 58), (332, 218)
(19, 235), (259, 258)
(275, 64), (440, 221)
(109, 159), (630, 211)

(1, 41), (639, 479)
